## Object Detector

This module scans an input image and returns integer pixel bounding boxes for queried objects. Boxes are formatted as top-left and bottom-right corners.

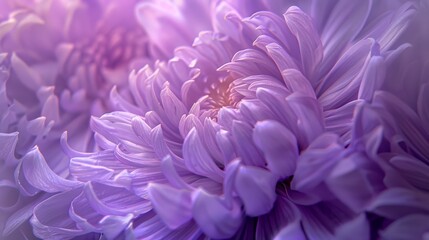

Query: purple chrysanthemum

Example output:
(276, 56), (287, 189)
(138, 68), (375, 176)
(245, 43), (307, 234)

(1, 0), (428, 239)
(17, 1), (419, 239)
(0, 0), (275, 238)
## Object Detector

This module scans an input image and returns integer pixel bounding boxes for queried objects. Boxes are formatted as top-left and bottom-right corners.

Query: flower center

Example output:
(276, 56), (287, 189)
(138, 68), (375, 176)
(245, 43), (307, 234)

(201, 76), (242, 117)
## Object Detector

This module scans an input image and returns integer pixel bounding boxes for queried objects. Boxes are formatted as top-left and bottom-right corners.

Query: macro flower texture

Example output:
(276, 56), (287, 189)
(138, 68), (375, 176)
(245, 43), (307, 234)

(0, 0), (428, 239)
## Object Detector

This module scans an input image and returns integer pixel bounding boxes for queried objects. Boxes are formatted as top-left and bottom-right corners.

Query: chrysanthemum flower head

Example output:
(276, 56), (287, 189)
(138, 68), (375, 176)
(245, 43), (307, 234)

(2, 0), (426, 239)
(27, 1), (416, 239)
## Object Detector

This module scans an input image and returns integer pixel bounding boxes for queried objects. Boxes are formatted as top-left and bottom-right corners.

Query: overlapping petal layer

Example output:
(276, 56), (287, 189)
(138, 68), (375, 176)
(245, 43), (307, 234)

(1, 0), (428, 239)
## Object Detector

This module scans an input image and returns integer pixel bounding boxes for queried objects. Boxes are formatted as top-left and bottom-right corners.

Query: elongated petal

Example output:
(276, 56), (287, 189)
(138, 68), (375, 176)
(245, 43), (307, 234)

(368, 188), (429, 219)
(319, 39), (377, 110)
(31, 188), (86, 240)
(390, 155), (429, 191)
(320, 0), (372, 73)
(282, 69), (316, 98)
(0, 132), (18, 165)
(84, 182), (151, 216)
(287, 94), (324, 148)
(183, 128), (224, 183)
(358, 56), (386, 101)
(17, 147), (81, 193)
(284, 6), (323, 79)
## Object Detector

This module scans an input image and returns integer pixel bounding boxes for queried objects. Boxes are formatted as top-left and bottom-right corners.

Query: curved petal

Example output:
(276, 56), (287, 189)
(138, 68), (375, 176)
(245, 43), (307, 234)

(381, 214), (429, 240)
(31, 188), (86, 240)
(293, 133), (343, 192)
(284, 6), (323, 79)
(83, 181), (151, 216)
(319, 39), (378, 110)
(192, 189), (242, 238)
(358, 56), (386, 101)
(368, 188), (429, 219)
(282, 69), (316, 98)
(234, 165), (277, 216)
(287, 93), (324, 148)
(390, 155), (429, 191)
(147, 183), (192, 229)
(17, 146), (81, 193)
(418, 84), (429, 128)
(253, 120), (298, 178)
(335, 214), (370, 240)
(320, 0), (372, 74)
(183, 128), (224, 183)
(0, 132), (18, 166)
(326, 153), (384, 213)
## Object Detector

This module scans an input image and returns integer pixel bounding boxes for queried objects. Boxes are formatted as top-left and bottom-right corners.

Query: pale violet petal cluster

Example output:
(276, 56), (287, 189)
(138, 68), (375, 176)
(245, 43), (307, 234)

(1, 0), (428, 240)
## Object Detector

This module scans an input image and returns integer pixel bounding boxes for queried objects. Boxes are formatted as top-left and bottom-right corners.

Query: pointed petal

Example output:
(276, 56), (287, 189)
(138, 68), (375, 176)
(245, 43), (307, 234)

(374, 92), (429, 162)
(319, 39), (377, 110)
(368, 188), (429, 219)
(18, 147), (81, 193)
(10, 53), (42, 91)
(69, 154), (115, 182)
(358, 56), (386, 101)
(160, 85), (187, 126)
(284, 6), (323, 79)
(282, 69), (316, 98)
(320, 0), (372, 74)
(324, 100), (363, 142)
(418, 84), (429, 126)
